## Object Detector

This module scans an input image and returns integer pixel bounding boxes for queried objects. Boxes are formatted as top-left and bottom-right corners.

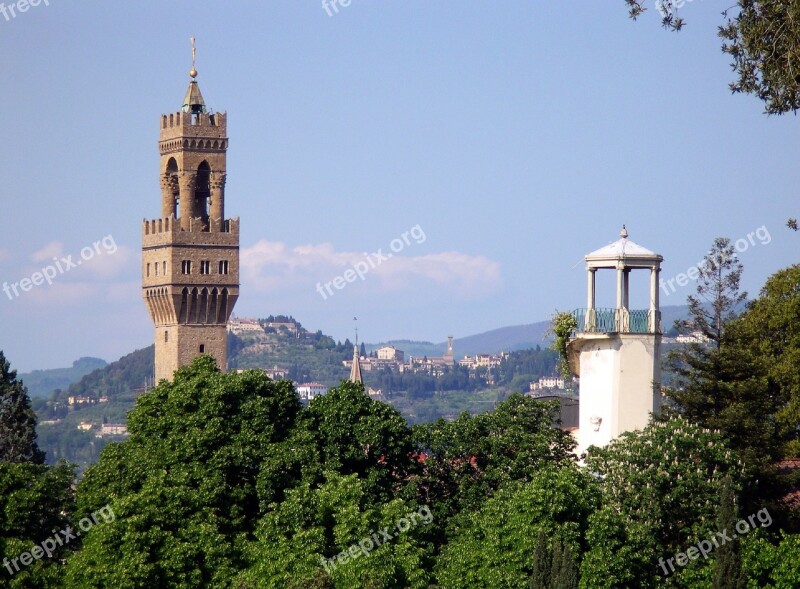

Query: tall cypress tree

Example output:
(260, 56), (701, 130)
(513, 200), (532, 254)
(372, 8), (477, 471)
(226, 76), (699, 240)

(552, 543), (579, 589)
(712, 478), (746, 589)
(530, 529), (551, 589)
(0, 351), (45, 464)
(549, 540), (563, 588)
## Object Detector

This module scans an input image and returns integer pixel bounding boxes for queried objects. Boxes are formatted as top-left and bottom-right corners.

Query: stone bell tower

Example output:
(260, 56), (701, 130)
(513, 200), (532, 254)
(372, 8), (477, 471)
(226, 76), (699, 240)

(142, 51), (239, 382)
(568, 226), (663, 456)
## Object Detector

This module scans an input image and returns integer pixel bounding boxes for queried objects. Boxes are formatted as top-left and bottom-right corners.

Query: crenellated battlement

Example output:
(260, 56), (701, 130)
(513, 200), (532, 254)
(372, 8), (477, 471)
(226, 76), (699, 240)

(160, 111), (227, 140)
(142, 216), (239, 246)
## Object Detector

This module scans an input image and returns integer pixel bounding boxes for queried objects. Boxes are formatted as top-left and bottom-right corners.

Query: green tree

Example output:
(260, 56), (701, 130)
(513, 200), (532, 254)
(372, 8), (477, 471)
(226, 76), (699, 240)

(435, 466), (598, 588)
(552, 542), (578, 589)
(712, 479), (746, 589)
(0, 351), (45, 464)
(410, 395), (576, 548)
(725, 264), (800, 457)
(681, 237), (747, 348)
(663, 238), (747, 435)
(741, 530), (800, 586)
(530, 529), (550, 589)
(305, 380), (415, 502)
(66, 358), (305, 589)
(582, 418), (743, 588)
(624, 1), (800, 114)
(236, 472), (433, 589)
(0, 461), (75, 588)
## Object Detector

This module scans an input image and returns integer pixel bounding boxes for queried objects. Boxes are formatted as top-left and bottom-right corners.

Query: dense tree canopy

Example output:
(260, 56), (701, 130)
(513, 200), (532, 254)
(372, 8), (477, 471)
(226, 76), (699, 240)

(624, 1), (800, 114)
(435, 467), (598, 588)
(582, 418), (744, 588)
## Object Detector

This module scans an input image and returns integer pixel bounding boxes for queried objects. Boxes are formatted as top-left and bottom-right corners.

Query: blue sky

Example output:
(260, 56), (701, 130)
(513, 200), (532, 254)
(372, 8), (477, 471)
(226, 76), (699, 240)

(1, 1), (798, 371)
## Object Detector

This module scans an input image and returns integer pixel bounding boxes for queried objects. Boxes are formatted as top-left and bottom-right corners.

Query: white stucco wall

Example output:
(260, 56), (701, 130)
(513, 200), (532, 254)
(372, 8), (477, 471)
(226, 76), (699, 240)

(577, 334), (660, 456)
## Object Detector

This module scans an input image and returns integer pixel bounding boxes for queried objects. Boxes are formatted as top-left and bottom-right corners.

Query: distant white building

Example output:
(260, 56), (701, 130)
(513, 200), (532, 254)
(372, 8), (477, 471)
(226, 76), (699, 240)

(530, 376), (565, 391)
(98, 424), (128, 437)
(676, 331), (710, 344)
(377, 346), (405, 362)
(227, 317), (265, 335)
(295, 382), (328, 401)
(458, 352), (507, 370)
(264, 366), (288, 380)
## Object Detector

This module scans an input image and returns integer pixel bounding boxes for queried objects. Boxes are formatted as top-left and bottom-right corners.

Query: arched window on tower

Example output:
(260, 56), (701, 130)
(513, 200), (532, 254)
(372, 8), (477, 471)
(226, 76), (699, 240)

(194, 161), (211, 230)
(165, 158), (179, 218)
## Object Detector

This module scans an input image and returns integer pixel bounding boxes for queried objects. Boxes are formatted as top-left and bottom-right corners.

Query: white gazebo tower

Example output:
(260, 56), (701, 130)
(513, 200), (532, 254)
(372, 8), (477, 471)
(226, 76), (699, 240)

(569, 226), (663, 456)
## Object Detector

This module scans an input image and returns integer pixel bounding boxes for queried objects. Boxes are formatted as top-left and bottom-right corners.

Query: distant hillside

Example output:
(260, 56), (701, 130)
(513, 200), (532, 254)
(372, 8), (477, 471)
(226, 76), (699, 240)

(20, 357), (108, 398)
(369, 306), (691, 359)
(447, 322), (553, 357)
(31, 307), (692, 401)
(229, 322), (352, 386)
(62, 346), (155, 402)
(370, 322), (552, 359)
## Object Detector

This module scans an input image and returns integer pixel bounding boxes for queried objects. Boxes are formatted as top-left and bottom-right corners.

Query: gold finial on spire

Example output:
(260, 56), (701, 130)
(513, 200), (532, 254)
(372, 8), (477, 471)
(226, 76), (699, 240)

(189, 36), (198, 78)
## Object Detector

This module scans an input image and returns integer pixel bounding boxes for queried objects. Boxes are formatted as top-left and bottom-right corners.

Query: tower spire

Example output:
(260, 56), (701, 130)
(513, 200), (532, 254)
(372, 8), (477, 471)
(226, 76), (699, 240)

(190, 36), (197, 78)
(183, 36), (206, 114)
(349, 316), (363, 385)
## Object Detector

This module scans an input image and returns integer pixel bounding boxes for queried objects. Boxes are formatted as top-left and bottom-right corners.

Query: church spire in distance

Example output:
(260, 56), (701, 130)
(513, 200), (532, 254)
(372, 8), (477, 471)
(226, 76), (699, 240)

(349, 316), (363, 384)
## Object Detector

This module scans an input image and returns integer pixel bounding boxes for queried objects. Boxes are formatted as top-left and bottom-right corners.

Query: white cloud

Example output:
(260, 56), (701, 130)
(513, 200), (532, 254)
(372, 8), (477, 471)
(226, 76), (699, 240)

(241, 239), (502, 297)
(31, 241), (64, 262)
(81, 244), (134, 279)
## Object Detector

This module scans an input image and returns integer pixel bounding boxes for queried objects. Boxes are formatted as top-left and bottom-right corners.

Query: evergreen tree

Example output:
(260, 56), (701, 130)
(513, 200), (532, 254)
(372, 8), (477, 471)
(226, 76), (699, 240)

(552, 542), (579, 589)
(0, 351), (45, 464)
(360, 342), (366, 357)
(664, 238), (746, 423)
(549, 540), (563, 588)
(713, 479), (746, 589)
(530, 529), (550, 589)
